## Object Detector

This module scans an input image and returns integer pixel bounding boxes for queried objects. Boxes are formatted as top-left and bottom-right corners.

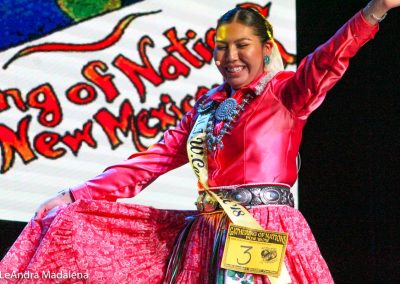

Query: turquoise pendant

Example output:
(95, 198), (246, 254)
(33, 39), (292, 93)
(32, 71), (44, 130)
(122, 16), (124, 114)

(215, 98), (238, 121)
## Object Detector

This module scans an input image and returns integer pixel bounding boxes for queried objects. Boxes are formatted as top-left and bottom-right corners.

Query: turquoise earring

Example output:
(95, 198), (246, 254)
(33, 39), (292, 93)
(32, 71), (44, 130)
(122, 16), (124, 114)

(264, 55), (270, 65)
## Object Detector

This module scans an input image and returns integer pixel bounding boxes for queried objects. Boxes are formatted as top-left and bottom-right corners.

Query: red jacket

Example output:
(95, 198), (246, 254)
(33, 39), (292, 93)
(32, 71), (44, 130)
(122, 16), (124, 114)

(71, 11), (378, 201)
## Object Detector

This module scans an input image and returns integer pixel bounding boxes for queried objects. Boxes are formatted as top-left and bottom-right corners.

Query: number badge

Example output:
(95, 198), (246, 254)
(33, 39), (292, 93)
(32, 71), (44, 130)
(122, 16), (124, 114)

(221, 224), (288, 277)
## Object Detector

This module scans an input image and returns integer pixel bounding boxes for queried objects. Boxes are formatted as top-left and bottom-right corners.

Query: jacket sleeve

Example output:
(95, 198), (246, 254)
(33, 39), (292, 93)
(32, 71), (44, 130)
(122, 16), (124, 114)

(274, 11), (379, 119)
(69, 107), (197, 201)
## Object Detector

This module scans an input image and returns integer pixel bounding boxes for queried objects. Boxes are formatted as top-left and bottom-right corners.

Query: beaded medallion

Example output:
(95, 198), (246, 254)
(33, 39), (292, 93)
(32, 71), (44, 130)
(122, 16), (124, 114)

(204, 93), (253, 151)
(197, 72), (276, 151)
(215, 98), (238, 121)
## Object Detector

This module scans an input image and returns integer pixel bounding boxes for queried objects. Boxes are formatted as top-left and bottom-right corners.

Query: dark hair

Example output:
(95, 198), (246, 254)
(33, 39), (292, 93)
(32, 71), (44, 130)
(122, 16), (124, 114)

(217, 8), (273, 43)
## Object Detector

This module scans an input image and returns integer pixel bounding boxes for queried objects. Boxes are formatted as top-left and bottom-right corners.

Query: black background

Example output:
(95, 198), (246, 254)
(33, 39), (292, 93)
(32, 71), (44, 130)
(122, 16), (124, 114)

(297, 1), (400, 282)
(1, 1), (400, 282)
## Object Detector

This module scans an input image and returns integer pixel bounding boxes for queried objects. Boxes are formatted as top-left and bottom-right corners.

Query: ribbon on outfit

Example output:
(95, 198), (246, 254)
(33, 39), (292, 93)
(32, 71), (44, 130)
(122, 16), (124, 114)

(187, 99), (291, 283)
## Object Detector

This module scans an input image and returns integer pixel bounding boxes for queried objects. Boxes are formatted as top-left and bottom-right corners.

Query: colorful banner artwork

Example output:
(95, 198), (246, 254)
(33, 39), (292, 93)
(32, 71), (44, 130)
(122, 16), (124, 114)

(0, 0), (296, 221)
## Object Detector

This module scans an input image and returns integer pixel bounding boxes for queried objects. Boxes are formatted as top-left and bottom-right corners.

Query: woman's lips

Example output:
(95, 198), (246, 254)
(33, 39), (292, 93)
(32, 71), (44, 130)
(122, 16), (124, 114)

(225, 66), (245, 74)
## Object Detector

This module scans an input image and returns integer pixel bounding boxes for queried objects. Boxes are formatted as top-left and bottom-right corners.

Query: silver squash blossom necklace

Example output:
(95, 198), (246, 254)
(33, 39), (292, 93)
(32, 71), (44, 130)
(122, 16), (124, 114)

(198, 72), (276, 152)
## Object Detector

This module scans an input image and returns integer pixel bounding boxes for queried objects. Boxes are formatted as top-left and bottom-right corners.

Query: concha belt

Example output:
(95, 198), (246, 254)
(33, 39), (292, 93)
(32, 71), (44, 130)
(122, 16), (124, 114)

(195, 185), (294, 212)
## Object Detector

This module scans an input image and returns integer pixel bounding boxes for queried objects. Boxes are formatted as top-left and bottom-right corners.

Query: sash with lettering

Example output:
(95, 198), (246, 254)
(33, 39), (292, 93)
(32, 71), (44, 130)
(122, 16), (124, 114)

(187, 93), (291, 283)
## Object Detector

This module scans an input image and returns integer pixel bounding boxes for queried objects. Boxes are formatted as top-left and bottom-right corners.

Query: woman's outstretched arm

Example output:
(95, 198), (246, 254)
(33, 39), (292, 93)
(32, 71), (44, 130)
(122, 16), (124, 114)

(273, 0), (399, 119)
(33, 103), (201, 220)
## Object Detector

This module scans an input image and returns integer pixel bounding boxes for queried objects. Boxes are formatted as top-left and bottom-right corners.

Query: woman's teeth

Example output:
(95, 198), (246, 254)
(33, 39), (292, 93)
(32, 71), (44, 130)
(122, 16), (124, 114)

(227, 66), (244, 73)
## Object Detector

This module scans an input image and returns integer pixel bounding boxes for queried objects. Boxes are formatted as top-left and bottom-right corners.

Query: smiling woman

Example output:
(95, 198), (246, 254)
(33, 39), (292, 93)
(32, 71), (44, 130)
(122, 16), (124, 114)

(214, 23), (268, 90)
(214, 8), (276, 90)
(1, 1), (400, 283)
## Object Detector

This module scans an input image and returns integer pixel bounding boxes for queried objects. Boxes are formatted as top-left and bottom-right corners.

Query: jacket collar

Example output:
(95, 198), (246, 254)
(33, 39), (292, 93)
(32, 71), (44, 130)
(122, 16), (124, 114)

(208, 72), (270, 102)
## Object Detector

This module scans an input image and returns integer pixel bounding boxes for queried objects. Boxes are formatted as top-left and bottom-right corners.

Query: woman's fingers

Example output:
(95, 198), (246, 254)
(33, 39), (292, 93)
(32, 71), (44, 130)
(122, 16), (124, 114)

(34, 200), (52, 220)
(34, 207), (48, 220)
(33, 190), (73, 220)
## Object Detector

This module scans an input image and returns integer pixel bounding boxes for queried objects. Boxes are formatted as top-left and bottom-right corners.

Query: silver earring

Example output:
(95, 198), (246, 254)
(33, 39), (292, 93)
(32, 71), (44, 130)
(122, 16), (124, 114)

(264, 55), (270, 65)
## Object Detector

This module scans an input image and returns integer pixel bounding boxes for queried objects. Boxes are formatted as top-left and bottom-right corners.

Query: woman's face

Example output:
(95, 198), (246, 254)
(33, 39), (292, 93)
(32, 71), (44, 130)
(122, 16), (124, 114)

(214, 21), (272, 90)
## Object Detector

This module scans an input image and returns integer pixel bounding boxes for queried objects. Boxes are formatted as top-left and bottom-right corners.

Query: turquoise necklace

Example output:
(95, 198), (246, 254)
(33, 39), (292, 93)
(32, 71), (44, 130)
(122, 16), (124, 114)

(198, 72), (275, 152)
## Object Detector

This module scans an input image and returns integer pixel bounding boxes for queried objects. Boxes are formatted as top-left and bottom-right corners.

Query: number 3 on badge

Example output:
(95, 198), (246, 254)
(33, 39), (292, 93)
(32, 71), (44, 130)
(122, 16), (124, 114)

(221, 224), (288, 276)
(237, 245), (252, 265)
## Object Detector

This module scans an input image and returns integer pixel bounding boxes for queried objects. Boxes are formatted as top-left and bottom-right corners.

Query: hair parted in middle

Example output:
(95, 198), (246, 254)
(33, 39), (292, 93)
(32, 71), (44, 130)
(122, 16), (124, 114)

(216, 7), (284, 73)
(216, 7), (274, 43)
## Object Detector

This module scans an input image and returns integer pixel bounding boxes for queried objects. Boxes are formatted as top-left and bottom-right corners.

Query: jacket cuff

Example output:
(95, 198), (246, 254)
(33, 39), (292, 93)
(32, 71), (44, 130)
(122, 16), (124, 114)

(354, 10), (379, 40)
(70, 183), (92, 200)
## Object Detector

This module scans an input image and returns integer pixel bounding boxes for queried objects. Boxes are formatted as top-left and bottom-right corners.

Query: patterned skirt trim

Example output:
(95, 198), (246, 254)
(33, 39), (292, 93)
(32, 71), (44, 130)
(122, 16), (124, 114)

(0, 200), (334, 284)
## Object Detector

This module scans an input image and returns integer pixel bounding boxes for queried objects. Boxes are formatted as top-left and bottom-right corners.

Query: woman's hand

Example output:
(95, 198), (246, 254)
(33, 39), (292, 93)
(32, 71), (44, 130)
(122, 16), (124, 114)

(34, 189), (74, 220)
(363, 0), (400, 24)
(381, 0), (400, 9)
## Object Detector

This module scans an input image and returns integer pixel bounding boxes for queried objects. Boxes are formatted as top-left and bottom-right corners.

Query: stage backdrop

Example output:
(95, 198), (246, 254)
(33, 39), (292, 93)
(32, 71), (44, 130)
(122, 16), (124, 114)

(0, 0), (297, 222)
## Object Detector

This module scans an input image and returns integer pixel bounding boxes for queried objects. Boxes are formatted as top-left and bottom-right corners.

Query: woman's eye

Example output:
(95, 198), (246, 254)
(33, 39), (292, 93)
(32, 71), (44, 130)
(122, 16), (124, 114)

(216, 45), (227, 50)
(237, 44), (249, 48)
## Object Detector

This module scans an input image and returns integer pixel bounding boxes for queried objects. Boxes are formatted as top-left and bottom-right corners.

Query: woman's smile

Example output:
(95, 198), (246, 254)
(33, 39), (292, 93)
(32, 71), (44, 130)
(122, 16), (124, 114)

(214, 22), (270, 89)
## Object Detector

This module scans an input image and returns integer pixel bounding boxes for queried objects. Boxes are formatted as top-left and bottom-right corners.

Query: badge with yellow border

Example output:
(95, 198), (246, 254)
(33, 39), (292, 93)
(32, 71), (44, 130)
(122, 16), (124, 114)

(221, 224), (288, 277)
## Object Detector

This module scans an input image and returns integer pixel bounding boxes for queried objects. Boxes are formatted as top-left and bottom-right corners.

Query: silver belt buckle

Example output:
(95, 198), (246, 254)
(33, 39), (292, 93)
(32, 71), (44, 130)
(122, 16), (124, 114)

(195, 186), (295, 212)
(226, 186), (294, 207)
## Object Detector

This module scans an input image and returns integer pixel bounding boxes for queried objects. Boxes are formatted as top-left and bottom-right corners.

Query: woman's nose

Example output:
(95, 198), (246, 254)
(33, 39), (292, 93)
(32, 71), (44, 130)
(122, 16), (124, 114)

(226, 46), (238, 61)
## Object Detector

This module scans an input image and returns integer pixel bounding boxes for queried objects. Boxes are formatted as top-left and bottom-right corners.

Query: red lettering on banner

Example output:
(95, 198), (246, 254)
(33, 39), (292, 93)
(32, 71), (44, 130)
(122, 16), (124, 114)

(94, 99), (133, 149)
(34, 132), (66, 159)
(27, 84), (62, 127)
(159, 54), (190, 80)
(0, 87), (216, 173)
(83, 61), (120, 103)
(0, 2), (297, 174)
(164, 28), (204, 68)
(150, 103), (177, 131)
(194, 86), (213, 100)
(113, 36), (164, 103)
(66, 83), (97, 105)
(205, 28), (216, 50)
(193, 39), (213, 62)
(0, 89), (28, 112)
(181, 95), (195, 114)
(0, 116), (37, 173)
(94, 99), (147, 151)
(161, 94), (184, 119)
(62, 121), (97, 155)
(136, 109), (159, 138)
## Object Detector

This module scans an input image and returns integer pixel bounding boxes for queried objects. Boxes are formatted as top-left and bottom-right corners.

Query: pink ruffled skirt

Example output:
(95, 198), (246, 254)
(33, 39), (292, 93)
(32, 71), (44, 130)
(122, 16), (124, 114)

(0, 199), (333, 283)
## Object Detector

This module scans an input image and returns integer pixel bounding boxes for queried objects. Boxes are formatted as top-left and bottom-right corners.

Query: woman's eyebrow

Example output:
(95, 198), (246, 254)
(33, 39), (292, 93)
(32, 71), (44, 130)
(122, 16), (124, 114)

(216, 37), (253, 43)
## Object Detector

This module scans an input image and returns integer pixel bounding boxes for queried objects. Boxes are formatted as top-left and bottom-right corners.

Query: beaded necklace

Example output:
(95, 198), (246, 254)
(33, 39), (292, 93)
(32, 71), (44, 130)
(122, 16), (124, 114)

(198, 72), (276, 152)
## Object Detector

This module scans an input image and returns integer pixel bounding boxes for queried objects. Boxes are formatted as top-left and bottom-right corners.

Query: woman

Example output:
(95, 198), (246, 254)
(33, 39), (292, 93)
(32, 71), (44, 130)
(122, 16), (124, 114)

(2, 0), (399, 283)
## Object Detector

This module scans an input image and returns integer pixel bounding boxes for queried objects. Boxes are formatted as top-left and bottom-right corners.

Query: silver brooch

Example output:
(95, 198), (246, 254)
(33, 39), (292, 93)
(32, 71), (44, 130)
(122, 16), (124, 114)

(215, 98), (238, 121)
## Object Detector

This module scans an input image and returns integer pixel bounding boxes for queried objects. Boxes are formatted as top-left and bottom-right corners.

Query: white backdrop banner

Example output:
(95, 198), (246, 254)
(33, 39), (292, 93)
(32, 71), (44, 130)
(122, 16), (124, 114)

(0, 0), (297, 222)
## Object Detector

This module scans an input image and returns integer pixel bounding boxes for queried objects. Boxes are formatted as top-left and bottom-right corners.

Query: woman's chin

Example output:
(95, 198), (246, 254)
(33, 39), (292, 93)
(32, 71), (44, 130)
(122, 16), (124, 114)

(225, 73), (245, 86)
(226, 79), (247, 90)
(225, 72), (257, 90)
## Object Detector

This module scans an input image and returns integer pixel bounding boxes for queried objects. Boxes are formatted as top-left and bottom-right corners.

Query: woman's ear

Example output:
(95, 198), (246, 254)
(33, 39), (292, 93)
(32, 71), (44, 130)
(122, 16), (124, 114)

(263, 40), (274, 57)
